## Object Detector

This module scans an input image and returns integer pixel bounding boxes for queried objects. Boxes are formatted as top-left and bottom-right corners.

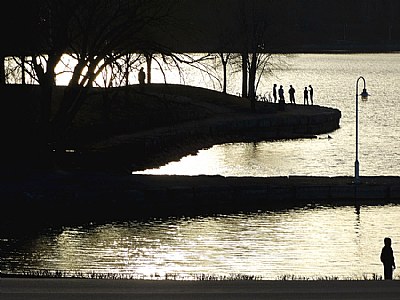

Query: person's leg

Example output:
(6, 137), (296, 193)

(384, 265), (393, 280)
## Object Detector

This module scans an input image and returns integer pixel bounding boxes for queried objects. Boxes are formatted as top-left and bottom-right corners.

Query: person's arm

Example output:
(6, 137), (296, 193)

(393, 256), (396, 269)
(390, 249), (396, 268)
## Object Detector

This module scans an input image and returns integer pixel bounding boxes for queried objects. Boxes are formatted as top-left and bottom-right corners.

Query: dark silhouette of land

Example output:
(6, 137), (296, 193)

(0, 83), (340, 172)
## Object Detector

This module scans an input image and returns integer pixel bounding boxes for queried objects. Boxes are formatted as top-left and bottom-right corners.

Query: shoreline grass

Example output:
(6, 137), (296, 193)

(1, 270), (395, 281)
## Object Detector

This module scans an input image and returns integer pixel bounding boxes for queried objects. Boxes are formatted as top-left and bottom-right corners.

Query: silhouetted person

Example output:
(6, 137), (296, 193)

(273, 84), (277, 103)
(309, 85), (314, 105)
(288, 85), (296, 104)
(278, 85), (284, 102)
(381, 237), (396, 280)
(303, 87), (309, 105)
(138, 67), (146, 85)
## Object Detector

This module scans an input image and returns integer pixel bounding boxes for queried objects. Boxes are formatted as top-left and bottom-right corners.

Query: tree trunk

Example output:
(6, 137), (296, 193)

(51, 59), (86, 139)
(33, 54), (58, 145)
(146, 53), (153, 84)
(0, 55), (5, 86)
(241, 53), (248, 98)
(124, 56), (130, 86)
(222, 63), (227, 94)
(248, 52), (257, 112)
(222, 56), (228, 94)
(52, 85), (88, 142)
(20, 56), (26, 85)
(39, 77), (53, 141)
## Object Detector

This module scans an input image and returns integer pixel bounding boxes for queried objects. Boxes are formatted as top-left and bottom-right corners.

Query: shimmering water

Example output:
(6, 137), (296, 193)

(135, 53), (400, 177)
(1, 205), (399, 279)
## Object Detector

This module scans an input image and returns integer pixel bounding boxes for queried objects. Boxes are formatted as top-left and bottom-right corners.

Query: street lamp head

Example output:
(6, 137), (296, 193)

(361, 88), (369, 101)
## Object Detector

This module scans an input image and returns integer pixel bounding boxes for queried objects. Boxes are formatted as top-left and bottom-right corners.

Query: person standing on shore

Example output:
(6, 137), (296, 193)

(288, 85), (296, 104)
(278, 85), (284, 102)
(380, 237), (396, 280)
(309, 85), (314, 105)
(138, 67), (146, 85)
(303, 87), (309, 105)
(273, 84), (277, 103)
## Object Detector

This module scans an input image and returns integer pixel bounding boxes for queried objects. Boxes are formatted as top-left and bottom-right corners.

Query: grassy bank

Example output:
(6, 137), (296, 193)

(0, 84), (258, 170)
(1, 83), (255, 145)
(68, 83), (260, 146)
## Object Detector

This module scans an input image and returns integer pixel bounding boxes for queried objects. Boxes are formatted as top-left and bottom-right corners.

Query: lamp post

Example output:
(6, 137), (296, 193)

(355, 76), (369, 184)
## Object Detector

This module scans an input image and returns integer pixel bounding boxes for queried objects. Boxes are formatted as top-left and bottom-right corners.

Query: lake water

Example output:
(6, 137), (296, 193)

(136, 53), (400, 177)
(1, 53), (400, 279)
(2, 205), (400, 280)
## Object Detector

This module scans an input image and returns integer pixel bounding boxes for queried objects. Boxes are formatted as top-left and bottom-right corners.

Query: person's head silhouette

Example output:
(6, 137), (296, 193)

(385, 237), (392, 247)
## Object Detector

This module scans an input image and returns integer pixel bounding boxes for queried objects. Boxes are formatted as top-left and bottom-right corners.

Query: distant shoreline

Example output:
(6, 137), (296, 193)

(280, 45), (400, 54)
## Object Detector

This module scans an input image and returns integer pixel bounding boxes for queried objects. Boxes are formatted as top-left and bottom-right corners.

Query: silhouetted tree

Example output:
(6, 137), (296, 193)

(237, 0), (287, 111)
(26, 0), (176, 152)
(218, 53), (232, 94)
(0, 56), (4, 86)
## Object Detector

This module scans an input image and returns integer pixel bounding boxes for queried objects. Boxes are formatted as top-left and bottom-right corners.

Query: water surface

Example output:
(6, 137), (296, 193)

(1, 205), (399, 279)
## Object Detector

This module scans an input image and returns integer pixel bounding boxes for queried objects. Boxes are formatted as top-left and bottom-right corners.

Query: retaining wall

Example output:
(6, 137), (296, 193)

(2, 173), (400, 230)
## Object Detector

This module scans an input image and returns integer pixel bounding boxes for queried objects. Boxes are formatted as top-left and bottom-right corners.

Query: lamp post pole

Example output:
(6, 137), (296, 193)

(355, 76), (369, 184)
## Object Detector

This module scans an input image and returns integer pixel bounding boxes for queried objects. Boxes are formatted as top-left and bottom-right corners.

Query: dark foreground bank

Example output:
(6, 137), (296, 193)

(2, 278), (400, 300)
(1, 171), (400, 231)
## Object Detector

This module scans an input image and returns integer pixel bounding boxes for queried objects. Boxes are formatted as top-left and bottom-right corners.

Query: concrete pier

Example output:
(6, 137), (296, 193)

(2, 172), (400, 230)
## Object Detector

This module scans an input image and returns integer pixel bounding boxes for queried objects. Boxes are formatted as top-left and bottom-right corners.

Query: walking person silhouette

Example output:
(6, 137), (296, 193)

(380, 237), (396, 280)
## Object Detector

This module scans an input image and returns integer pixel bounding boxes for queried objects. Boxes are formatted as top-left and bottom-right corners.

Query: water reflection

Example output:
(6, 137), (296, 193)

(1, 205), (400, 279)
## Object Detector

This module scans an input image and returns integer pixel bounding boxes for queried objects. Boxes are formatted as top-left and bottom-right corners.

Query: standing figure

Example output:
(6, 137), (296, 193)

(309, 85), (314, 105)
(288, 85), (296, 104)
(273, 84), (278, 103)
(278, 85), (285, 102)
(381, 237), (396, 280)
(138, 67), (146, 85)
(303, 87), (309, 105)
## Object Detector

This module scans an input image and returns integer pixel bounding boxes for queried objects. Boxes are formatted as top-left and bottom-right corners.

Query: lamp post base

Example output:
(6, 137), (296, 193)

(354, 160), (360, 184)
